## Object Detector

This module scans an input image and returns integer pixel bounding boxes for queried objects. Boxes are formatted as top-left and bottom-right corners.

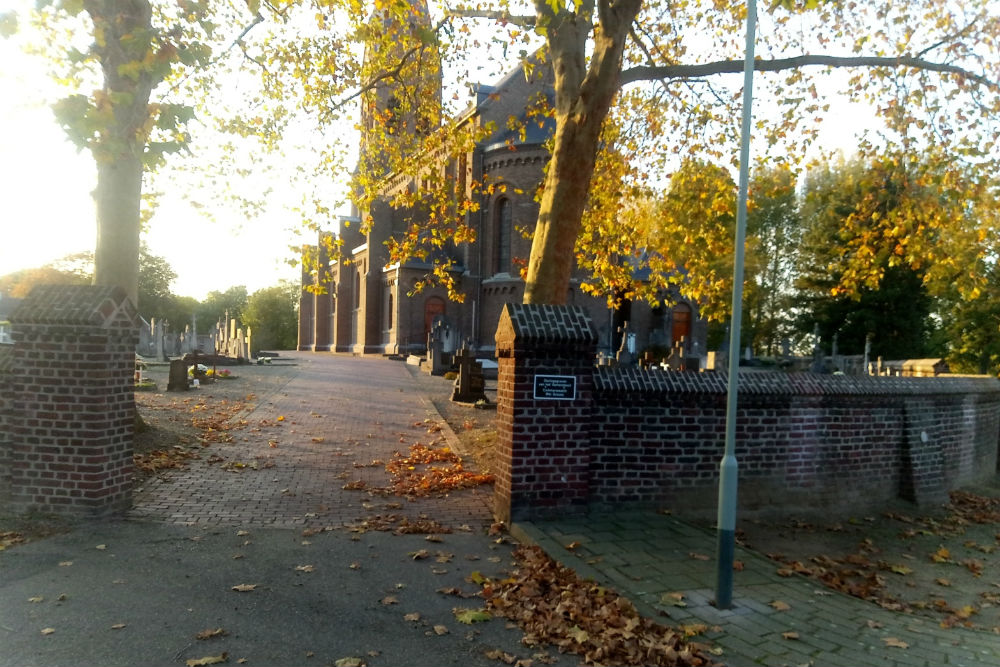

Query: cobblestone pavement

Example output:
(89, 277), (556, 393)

(514, 513), (1000, 667)
(131, 354), (493, 529)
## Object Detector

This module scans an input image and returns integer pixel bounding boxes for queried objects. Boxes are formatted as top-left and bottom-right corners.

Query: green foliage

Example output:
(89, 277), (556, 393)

(196, 286), (249, 329)
(242, 281), (299, 352)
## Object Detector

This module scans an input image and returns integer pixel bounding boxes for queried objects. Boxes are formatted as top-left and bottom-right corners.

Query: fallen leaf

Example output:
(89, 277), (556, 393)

(231, 584), (257, 592)
(567, 625), (589, 644)
(889, 564), (913, 575)
(882, 637), (909, 649)
(688, 552), (710, 561)
(425, 535), (444, 543)
(776, 568), (795, 577)
(58, 561), (73, 567)
(409, 549), (429, 560)
(433, 625), (449, 635)
(277, 416), (285, 422)
(733, 560), (745, 571)
(96, 544), (107, 550)
(565, 541), (581, 550)
(349, 562), (361, 570)
(936, 578), (951, 587)
(866, 620), (884, 629)
(404, 612), (421, 622)
(236, 530), (250, 537)
(770, 600), (791, 611)
(111, 623), (126, 630)
(333, 659), (362, 667)
(931, 547), (951, 563)
(196, 628), (227, 640)
(295, 565), (315, 573)
(454, 608), (492, 624)
(782, 631), (799, 640)
(57, 593), (67, 601)
(28, 596), (43, 603)
(41, 628), (56, 635)
(381, 596), (398, 605)
(660, 592), (687, 607)
(467, 571), (487, 585)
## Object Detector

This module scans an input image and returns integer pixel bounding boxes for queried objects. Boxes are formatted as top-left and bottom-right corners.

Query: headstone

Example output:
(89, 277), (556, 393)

(615, 321), (634, 366)
(451, 346), (486, 403)
(167, 358), (189, 391)
(426, 316), (449, 375)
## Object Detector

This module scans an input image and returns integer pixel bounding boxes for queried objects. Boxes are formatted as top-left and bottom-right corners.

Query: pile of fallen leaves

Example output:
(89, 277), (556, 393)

(483, 546), (719, 667)
(133, 446), (201, 478)
(188, 397), (251, 444)
(343, 442), (495, 497)
(0, 531), (26, 551)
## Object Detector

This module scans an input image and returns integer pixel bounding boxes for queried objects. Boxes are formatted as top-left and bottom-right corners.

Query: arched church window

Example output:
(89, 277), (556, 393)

(495, 198), (512, 274)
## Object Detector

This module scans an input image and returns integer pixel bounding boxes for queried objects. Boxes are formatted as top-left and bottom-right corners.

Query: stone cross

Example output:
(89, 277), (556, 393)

(451, 346), (486, 403)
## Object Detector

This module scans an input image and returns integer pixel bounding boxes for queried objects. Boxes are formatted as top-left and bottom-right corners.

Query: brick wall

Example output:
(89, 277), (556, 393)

(494, 305), (1000, 521)
(0, 285), (138, 516)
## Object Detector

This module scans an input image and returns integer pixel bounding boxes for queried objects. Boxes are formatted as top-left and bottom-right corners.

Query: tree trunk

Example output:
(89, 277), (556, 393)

(85, 0), (155, 309)
(523, 0), (642, 305)
(94, 155), (143, 308)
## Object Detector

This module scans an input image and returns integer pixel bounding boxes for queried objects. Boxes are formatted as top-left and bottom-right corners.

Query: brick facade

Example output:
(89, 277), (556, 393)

(494, 305), (1000, 521)
(0, 285), (137, 516)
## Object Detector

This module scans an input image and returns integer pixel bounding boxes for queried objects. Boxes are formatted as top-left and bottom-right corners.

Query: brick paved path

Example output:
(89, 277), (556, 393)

(515, 513), (1000, 667)
(131, 355), (493, 529)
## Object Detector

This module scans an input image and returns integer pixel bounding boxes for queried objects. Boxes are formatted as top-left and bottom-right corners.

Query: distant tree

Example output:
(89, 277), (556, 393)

(197, 286), (249, 331)
(794, 157), (947, 359)
(0, 266), (87, 298)
(743, 166), (802, 356)
(242, 282), (299, 353)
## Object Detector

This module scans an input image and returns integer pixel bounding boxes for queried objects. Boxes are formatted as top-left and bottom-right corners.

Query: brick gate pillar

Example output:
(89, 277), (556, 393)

(4, 285), (137, 516)
(493, 303), (597, 523)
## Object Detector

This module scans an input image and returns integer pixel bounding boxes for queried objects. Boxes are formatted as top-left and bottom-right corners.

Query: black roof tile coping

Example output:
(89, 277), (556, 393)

(496, 303), (597, 345)
(594, 367), (1000, 397)
(9, 284), (136, 328)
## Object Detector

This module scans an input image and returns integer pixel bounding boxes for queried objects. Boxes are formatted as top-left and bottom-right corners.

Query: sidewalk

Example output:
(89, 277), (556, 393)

(0, 355), (564, 667)
(514, 512), (1000, 667)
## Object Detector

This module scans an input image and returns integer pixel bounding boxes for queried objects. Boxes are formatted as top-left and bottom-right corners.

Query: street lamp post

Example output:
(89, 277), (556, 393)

(715, 0), (757, 611)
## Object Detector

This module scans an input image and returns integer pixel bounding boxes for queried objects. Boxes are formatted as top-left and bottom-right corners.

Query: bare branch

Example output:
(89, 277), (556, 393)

(448, 7), (535, 27)
(620, 54), (999, 90)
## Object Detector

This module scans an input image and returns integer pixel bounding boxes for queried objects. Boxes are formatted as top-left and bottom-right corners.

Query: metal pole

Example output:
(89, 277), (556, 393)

(715, 0), (757, 610)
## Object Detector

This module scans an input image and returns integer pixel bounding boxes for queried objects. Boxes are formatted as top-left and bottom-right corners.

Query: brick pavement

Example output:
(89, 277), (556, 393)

(514, 513), (1000, 667)
(131, 354), (493, 529)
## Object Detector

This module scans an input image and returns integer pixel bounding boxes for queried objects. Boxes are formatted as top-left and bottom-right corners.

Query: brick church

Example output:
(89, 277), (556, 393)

(297, 9), (705, 360)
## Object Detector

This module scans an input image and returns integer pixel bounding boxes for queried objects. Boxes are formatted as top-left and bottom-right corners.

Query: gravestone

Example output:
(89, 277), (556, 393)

(167, 359), (189, 391)
(451, 346), (486, 403)
(615, 321), (635, 366)
(425, 316), (449, 376)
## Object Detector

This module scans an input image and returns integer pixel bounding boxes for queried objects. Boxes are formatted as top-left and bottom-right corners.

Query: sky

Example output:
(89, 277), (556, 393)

(0, 5), (304, 301)
(0, 2), (877, 303)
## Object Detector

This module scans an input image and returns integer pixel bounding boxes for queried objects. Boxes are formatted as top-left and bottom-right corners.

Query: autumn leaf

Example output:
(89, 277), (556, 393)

(231, 584), (257, 592)
(333, 658), (362, 667)
(41, 628), (55, 635)
(866, 619), (883, 629)
(565, 541), (581, 550)
(660, 591), (687, 607)
(931, 547), (951, 563)
(567, 625), (589, 644)
(196, 628), (227, 640)
(111, 623), (126, 630)
(58, 561), (73, 567)
(688, 552), (710, 561)
(295, 565), (315, 572)
(882, 637), (909, 649)
(467, 571), (487, 585)
(770, 600), (791, 611)
(935, 578), (951, 587)
(409, 549), (429, 560)
(381, 595), (398, 605)
(781, 631), (799, 640)
(404, 612), (421, 622)
(733, 560), (745, 571)
(454, 608), (491, 624)
(186, 654), (228, 667)
(28, 596), (43, 603)
(889, 564), (913, 575)
(433, 625), (449, 635)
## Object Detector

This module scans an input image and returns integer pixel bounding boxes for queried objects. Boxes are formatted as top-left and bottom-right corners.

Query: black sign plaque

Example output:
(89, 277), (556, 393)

(533, 374), (577, 401)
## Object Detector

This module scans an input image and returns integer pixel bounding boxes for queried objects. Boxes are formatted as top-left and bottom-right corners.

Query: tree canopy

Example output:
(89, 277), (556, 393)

(5, 0), (999, 332)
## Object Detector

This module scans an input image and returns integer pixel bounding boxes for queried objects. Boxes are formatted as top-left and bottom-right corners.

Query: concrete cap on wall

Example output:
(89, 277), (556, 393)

(495, 303), (597, 354)
(8, 284), (138, 329)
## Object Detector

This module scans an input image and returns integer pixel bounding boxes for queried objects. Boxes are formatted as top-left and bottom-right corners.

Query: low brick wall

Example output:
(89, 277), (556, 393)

(0, 285), (137, 516)
(494, 304), (1000, 522)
